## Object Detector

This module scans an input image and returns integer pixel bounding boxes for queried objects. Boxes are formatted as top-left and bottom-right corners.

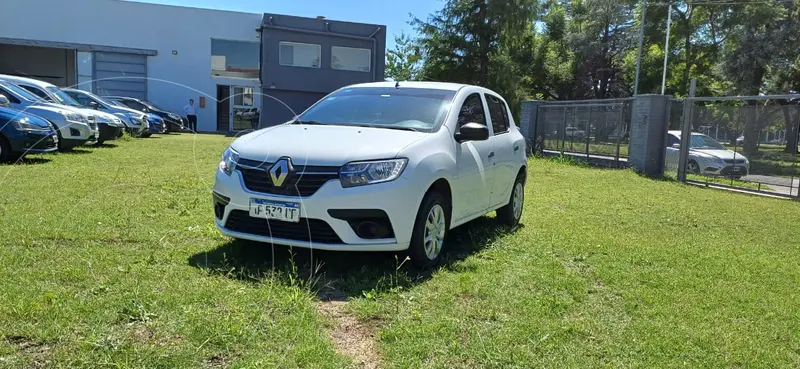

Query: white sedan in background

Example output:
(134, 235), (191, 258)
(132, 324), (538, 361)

(666, 131), (750, 178)
(213, 82), (528, 268)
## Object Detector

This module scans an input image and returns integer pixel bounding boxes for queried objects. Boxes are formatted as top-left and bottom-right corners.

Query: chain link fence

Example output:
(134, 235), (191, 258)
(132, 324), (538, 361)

(532, 99), (633, 167)
(667, 95), (800, 198)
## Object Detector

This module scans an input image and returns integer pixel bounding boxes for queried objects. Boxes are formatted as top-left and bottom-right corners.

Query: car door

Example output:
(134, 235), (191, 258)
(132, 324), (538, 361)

(451, 92), (496, 222)
(483, 93), (518, 207)
(665, 133), (680, 171)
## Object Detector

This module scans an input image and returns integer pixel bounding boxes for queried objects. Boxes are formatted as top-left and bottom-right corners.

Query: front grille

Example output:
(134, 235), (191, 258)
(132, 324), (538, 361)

(225, 210), (343, 244)
(723, 159), (747, 164)
(236, 158), (339, 197)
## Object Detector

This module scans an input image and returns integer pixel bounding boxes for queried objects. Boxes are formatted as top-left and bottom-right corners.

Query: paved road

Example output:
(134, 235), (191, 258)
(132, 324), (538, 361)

(741, 175), (799, 197)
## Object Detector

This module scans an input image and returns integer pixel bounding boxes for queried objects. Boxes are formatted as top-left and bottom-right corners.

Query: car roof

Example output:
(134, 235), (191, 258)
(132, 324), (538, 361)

(345, 81), (471, 92)
(0, 74), (54, 88)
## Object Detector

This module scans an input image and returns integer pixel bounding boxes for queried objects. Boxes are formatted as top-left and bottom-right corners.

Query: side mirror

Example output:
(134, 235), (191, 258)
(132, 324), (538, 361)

(89, 101), (99, 110)
(455, 122), (489, 142)
(672, 143), (680, 149)
(0, 95), (9, 107)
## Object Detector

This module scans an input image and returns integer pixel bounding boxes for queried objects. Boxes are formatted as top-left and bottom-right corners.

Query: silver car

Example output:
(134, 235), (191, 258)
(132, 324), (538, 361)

(665, 131), (750, 178)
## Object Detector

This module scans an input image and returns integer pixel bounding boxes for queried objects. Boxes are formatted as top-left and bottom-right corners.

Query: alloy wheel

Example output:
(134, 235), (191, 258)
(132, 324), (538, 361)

(512, 182), (524, 220)
(423, 204), (446, 260)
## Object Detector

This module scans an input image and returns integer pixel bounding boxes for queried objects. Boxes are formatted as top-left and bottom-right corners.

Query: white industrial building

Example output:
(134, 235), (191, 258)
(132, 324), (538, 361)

(0, 0), (385, 132)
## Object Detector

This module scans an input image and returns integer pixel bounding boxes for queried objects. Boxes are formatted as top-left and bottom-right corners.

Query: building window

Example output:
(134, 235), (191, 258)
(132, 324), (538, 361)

(331, 46), (371, 72)
(211, 39), (260, 79)
(233, 87), (254, 106)
(279, 42), (321, 68)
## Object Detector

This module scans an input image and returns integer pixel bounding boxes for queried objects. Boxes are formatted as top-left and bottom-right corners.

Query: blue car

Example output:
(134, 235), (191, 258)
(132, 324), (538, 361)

(0, 105), (59, 162)
(144, 113), (166, 136)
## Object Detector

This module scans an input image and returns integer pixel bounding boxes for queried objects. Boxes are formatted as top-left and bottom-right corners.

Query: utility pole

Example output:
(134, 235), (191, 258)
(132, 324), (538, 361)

(661, 0), (673, 95)
(633, 0), (647, 96)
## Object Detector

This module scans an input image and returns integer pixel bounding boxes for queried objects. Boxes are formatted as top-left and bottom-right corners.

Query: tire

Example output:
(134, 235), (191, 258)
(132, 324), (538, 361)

(96, 139), (105, 145)
(0, 135), (11, 163)
(141, 132), (152, 138)
(496, 172), (526, 227)
(408, 191), (449, 269)
(687, 160), (700, 174)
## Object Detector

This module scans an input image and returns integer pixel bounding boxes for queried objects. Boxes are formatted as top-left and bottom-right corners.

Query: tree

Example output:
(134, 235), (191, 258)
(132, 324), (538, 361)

(385, 32), (422, 81)
(412, 0), (539, 117)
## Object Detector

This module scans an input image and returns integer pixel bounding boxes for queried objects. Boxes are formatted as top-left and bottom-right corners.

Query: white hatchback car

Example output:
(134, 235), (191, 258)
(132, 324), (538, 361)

(213, 82), (528, 268)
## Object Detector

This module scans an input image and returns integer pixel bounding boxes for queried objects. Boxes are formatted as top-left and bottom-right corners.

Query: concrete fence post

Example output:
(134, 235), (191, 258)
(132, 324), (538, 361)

(628, 94), (669, 178)
(520, 100), (543, 155)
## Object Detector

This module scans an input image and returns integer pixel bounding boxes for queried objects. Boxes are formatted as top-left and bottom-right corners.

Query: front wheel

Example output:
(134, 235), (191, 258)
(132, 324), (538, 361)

(496, 172), (525, 227)
(0, 136), (11, 162)
(408, 191), (449, 269)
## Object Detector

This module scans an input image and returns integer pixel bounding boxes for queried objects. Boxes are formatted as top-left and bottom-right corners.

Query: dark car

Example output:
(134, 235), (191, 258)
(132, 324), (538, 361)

(0, 100), (59, 162)
(105, 96), (185, 133)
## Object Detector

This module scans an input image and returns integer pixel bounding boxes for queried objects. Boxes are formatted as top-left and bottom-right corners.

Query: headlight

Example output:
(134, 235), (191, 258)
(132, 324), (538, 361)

(339, 158), (408, 188)
(65, 113), (86, 123)
(219, 147), (239, 176)
(95, 115), (112, 124)
(169, 113), (180, 120)
(12, 117), (47, 131)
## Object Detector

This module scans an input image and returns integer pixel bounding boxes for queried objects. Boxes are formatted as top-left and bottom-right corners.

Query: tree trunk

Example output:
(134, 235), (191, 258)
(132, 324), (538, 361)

(783, 103), (799, 153)
(742, 66), (765, 156)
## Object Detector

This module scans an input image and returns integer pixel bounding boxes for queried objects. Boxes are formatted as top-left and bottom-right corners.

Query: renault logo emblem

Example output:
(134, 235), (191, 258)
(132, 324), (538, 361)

(269, 157), (293, 187)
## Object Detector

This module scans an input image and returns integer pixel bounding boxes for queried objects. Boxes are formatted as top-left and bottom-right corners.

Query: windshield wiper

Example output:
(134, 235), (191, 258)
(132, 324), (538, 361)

(292, 119), (326, 125)
(354, 124), (419, 132)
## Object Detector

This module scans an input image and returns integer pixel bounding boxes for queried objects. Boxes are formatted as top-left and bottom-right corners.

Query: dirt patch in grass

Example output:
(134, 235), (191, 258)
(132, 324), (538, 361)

(4, 335), (54, 368)
(316, 290), (383, 369)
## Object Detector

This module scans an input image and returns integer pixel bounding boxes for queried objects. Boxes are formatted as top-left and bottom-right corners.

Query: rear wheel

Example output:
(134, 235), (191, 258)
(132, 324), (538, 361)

(408, 191), (449, 269)
(496, 172), (525, 227)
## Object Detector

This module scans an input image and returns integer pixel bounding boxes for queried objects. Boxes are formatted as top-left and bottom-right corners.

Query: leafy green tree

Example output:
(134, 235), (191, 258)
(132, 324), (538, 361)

(411, 0), (539, 117)
(385, 32), (422, 82)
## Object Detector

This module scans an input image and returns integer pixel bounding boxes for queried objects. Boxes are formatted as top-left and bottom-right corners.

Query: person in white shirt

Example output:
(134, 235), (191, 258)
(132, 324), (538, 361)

(183, 99), (197, 131)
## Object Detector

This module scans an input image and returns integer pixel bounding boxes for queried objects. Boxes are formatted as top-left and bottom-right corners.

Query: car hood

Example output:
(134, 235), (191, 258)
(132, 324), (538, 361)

(231, 123), (429, 166)
(91, 110), (126, 126)
(691, 148), (748, 161)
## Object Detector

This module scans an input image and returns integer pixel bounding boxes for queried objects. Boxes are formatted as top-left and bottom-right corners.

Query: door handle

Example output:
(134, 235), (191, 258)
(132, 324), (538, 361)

(488, 151), (495, 158)
(514, 145), (520, 151)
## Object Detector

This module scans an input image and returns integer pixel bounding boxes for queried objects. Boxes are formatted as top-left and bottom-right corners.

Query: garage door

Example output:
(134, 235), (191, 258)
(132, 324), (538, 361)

(94, 52), (147, 100)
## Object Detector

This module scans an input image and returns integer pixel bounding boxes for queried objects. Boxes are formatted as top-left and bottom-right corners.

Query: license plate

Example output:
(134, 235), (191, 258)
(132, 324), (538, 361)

(733, 167), (741, 172)
(249, 198), (300, 223)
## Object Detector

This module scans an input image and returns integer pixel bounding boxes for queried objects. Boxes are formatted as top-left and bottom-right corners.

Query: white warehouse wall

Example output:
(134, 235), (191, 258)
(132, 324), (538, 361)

(0, 0), (263, 132)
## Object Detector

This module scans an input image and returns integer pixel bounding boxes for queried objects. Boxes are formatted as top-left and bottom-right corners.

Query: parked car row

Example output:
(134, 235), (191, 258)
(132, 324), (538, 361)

(0, 74), (185, 163)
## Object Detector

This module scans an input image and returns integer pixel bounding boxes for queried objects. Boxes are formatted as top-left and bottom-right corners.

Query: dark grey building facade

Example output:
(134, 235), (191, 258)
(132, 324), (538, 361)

(258, 13), (386, 126)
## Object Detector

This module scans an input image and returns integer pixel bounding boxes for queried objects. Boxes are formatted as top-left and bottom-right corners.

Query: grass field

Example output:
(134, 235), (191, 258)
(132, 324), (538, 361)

(2, 134), (800, 368)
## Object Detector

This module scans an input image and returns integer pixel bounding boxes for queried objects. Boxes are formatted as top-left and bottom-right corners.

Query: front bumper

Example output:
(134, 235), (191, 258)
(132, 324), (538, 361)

(212, 168), (423, 252)
(98, 124), (123, 141)
(701, 164), (749, 177)
(10, 130), (59, 154)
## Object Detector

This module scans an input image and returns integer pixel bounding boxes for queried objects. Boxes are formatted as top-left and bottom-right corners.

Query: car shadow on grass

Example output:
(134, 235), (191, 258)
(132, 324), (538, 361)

(188, 216), (520, 300)
(0, 156), (52, 166)
(91, 143), (119, 149)
(58, 149), (92, 155)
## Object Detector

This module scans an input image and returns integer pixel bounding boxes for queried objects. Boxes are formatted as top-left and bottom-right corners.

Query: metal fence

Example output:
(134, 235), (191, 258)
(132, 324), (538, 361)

(667, 95), (800, 199)
(532, 98), (633, 167)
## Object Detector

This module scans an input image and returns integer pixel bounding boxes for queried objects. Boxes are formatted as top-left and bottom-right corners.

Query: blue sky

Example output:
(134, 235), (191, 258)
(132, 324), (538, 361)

(134, 0), (444, 50)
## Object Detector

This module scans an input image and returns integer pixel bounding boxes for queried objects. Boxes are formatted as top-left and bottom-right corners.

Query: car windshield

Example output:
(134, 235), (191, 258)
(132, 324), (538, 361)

(690, 134), (726, 150)
(45, 86), (84, 108)
(66, 90), (112, 109)
(141, 100), (163, 110)
(296, 87), (456, 132)
(0, 81), (42, 103)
